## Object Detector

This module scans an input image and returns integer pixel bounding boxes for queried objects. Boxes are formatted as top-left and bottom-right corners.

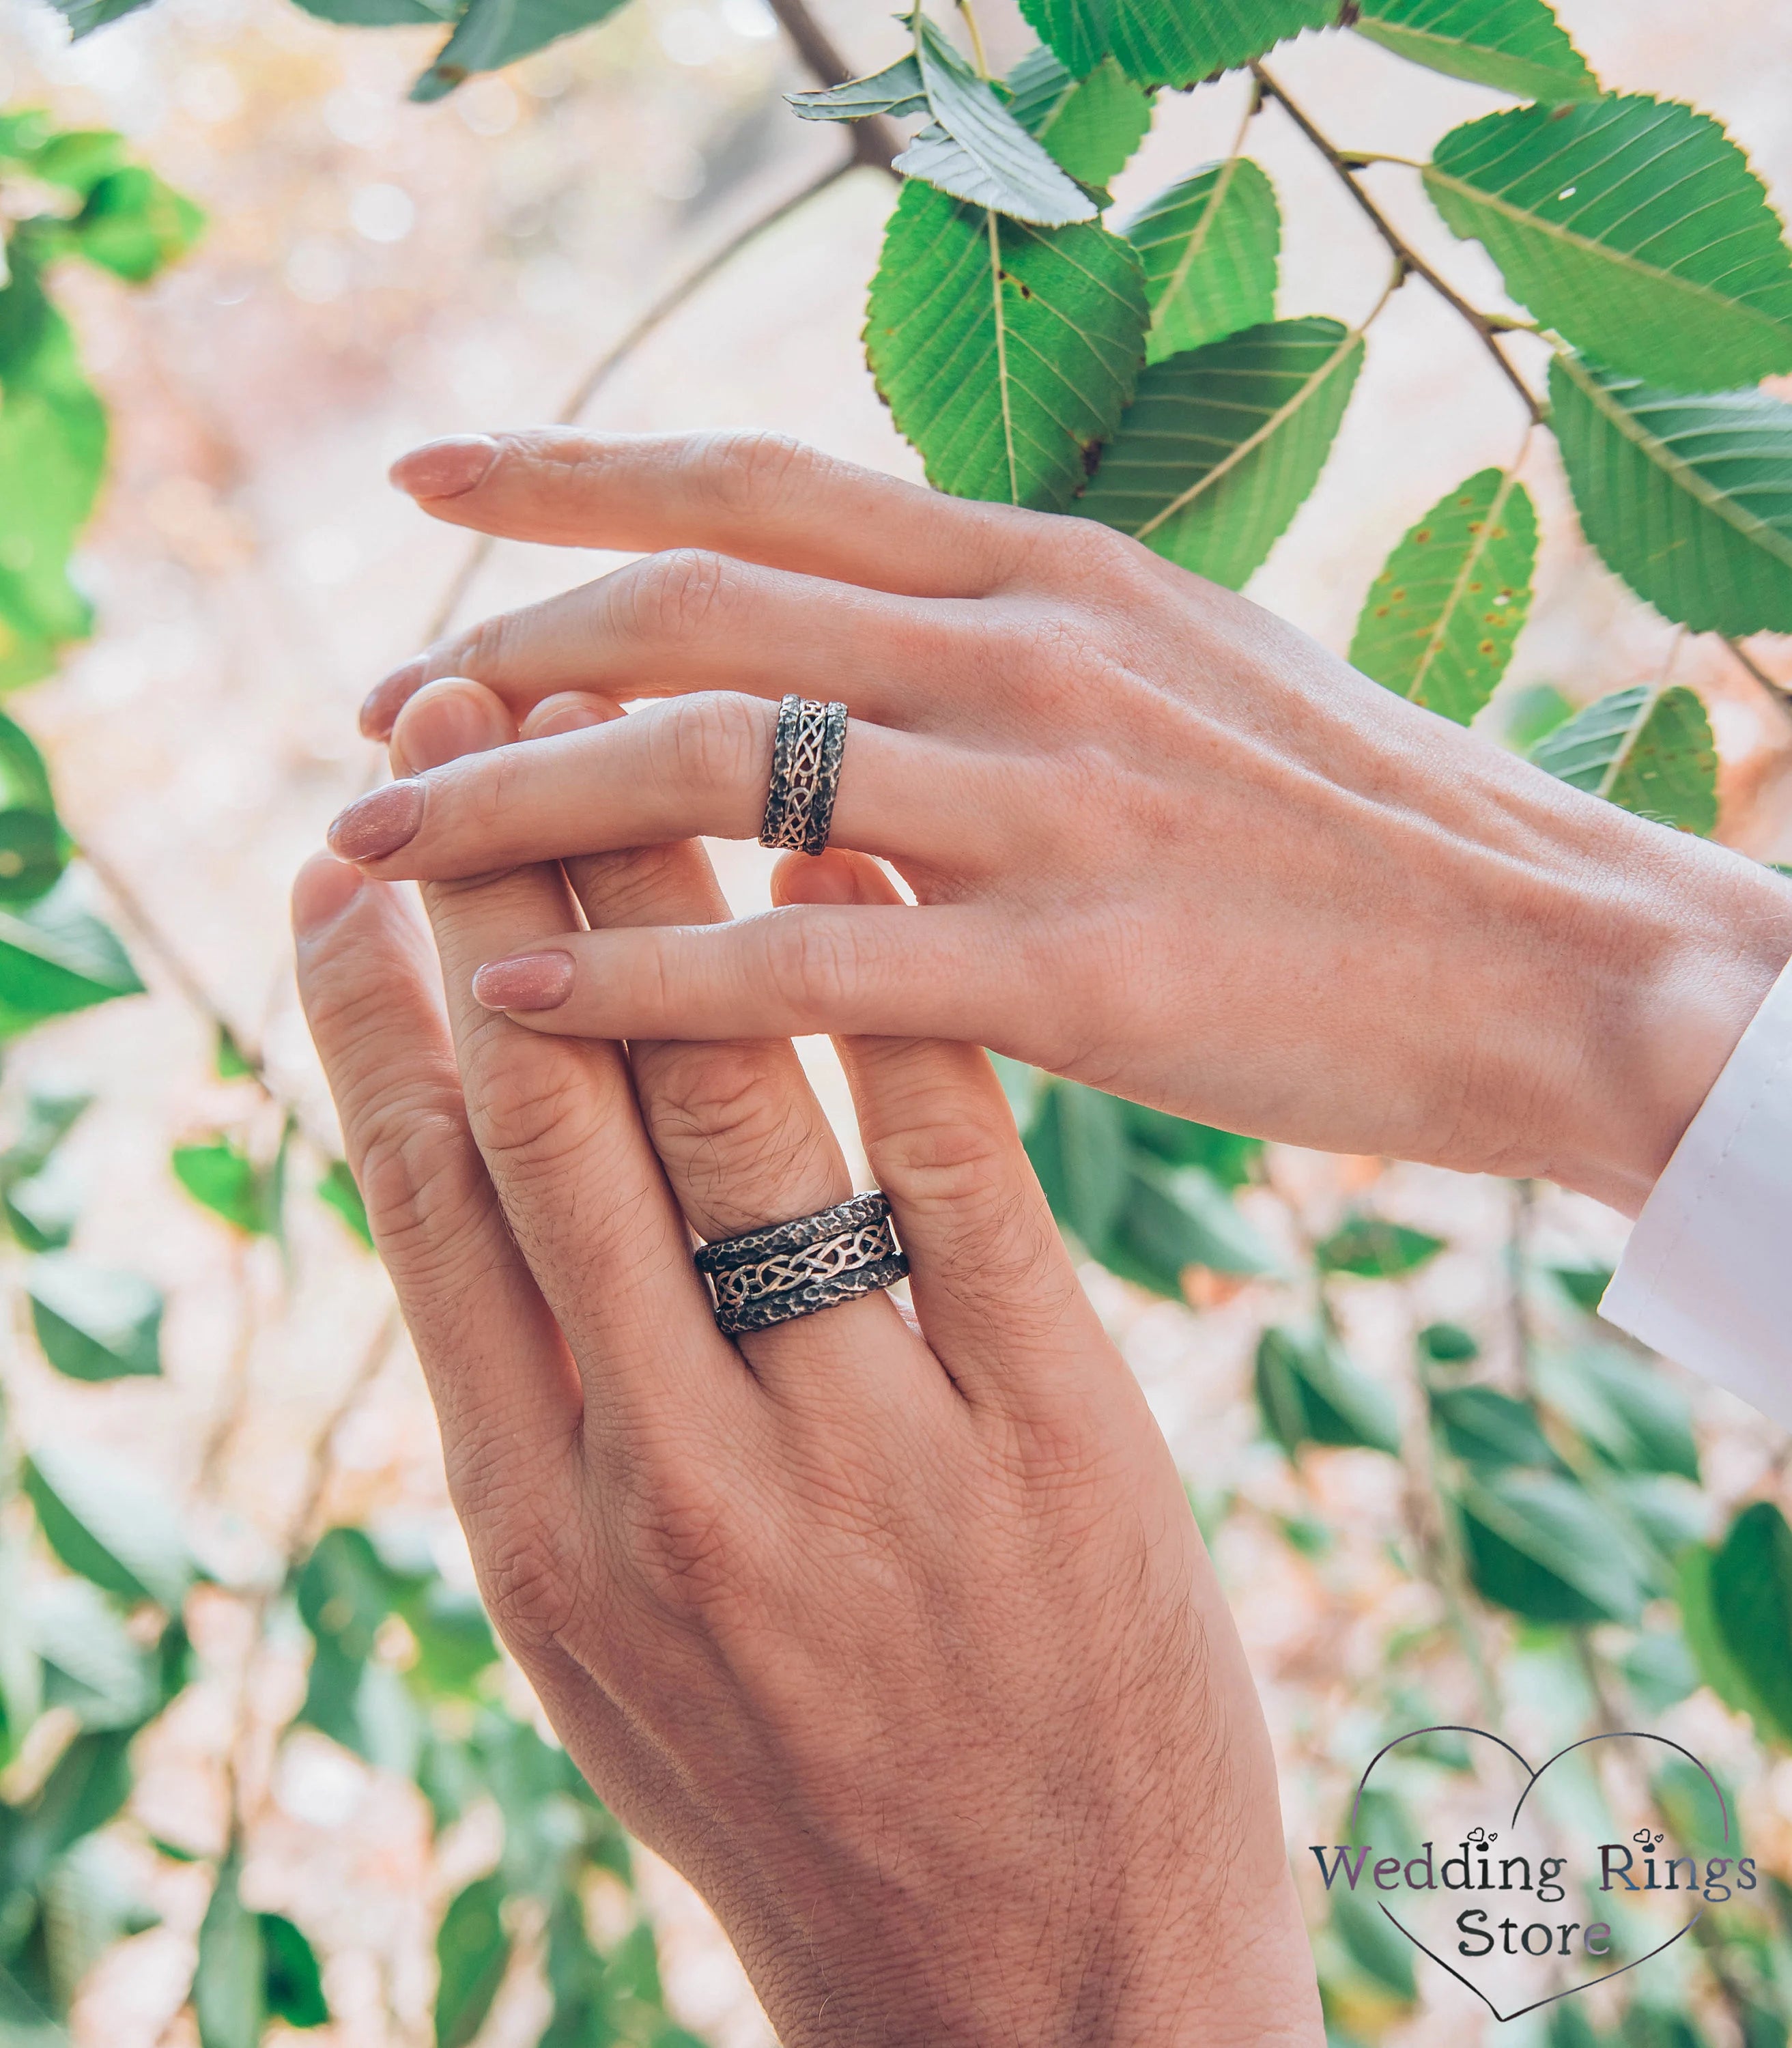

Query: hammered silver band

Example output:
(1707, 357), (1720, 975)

(758, 694), (847, 857)
(694, 1192), (907, 1336)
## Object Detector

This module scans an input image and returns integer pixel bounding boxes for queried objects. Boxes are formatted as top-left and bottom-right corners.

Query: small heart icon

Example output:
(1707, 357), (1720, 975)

(1322, 1725), (1733, 2022)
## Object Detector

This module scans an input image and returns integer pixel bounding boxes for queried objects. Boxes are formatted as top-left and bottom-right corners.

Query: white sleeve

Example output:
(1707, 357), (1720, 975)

(1600, 952), (1792, 1424)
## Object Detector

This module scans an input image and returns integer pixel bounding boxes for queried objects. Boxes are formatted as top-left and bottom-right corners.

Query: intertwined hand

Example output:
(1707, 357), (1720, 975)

(296, 656), (1321, 2046)
(341, 428), (1792, 1219)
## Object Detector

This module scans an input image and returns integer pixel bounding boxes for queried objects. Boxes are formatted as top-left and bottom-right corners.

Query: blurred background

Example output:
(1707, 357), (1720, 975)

(2, 0), (1792, 2041)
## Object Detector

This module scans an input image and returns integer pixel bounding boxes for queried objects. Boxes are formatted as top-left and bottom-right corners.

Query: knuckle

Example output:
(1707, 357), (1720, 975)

(685, 428), (816, 517)
(462, 1039), (605, 1180)
(612, 547), (735, 644)
(354, 1100), (491, 1268)
(439, 607), (516, 682)
(655, 691), (766, 801)
(763, 909), (865, 1021)
(644, 1044), (834, 1214)
(1055, 514), (1161, 596)
(472, 1498), (580, 1651)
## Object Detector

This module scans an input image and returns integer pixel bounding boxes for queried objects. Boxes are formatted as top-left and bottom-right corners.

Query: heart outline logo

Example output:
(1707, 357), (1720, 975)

(1346, 1724), (1729, 2023)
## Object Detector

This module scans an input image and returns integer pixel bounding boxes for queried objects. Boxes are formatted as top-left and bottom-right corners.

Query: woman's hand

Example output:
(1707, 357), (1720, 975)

(294, 673), (1322, 2048)
(339, 428), (1792, 1218)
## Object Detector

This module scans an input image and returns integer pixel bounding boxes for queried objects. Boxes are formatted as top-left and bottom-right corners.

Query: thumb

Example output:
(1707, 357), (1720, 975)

(772, 851), (1118, 1416)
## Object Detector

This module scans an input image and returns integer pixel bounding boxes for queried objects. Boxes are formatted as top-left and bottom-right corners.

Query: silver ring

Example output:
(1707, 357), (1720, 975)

(758, 695), (847, 857)
(694, 1192), (907, 1335)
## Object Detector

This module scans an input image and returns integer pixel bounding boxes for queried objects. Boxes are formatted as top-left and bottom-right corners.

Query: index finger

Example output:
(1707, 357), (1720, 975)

(388, 428), (1034, 600)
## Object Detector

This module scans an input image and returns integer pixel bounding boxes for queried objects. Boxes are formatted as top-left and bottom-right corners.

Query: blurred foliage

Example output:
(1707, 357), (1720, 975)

(3, 1), (1792, 2043)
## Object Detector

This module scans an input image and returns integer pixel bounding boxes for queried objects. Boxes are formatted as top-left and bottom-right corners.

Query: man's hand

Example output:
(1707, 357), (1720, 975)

(296, 672), (1323, 2048)
(340, 429), (1792, 1218)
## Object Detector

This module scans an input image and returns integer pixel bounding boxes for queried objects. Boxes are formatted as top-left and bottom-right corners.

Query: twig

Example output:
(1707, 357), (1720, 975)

(421, 150), (860, 644)
(1721, 633), (1792, 711)
(283, 1301), (402, 1556)
(80, 840), (266, 1080)
(1251, 65), (1545, 426)
(764, 0), (901, 169)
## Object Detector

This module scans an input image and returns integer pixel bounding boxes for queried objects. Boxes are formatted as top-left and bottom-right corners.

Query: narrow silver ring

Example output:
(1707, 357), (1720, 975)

(694, 1191), (907, 1336)
(758, 695), (848, 858)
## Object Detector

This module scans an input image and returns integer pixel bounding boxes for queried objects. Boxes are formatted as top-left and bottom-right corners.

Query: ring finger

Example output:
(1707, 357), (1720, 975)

(331, 689), (997, 882)
(392, 681), (946, 1412)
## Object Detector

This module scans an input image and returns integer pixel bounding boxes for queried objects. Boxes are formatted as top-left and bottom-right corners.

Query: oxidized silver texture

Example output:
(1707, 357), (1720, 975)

(758, 694), (848, 857)
(694, 1191), (907, 1335)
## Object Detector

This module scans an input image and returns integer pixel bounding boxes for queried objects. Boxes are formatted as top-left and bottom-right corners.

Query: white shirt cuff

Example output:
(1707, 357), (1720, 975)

(1600, 950), (1792, 1423)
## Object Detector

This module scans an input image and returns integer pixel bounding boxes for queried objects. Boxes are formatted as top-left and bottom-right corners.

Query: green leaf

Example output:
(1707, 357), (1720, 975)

(1418, 1320), (1479, 1363)
(1623, 1629), (1698, 1715)
(1348, 468), (1537, 726)
(23, 1440), (190, 1610)
(411, 0), (629, 101)
(1707, 1501), (1792, 1746)
(435, 1875), (510, 2048)
(788, 55), (926, 123)
(866, 179), (1148, 512)
(4, 1728), (134, 1916)
(1079, 316), (1363, 588)
(1430, 1384), (1557, 1468)
(1, 1090), (90, 1252)
(1006, 48), (1153, 190)
(1024, 1079), (1129, 1251)
(1315, 1217), (1444, 1277)
(0, 812), (72, 908)
(0, 714), (57, 816)
(1535, 1348), (1700, 1481)
(1552, 1263), (1612, 1312)
(294, 0), (452, 23)
(259, 1913), (328, 2028)
(892, 17), (1099, 228)
(1353, 0), (1597, 102)
(317, 1160), (373, 1248)
(195, 1855), (261, 2048)
(1528, 683), (1718, 835)
(1017, 0), (1341, 89)
(213, 1025), (253, 1079)
(1679, 1540), (1775, 1726)
(44, 0), (155, 37)
(295, 1527), (394, 1757)
(1106, 1161), (1275, 1295)
(67, 169), (203, 284)
(0, 266), (105, 676)
(1423, 98), (1792, 390)
(0, 880), (143, 1038)
(1455, 1468), (1647, 1623)
(172, 1139), (280, 1237)
(1255, 1324), (1400, 1457)
(1115, 1102), (1263, 1185)
(40, 1831), (160, 2012)
(30, 1578), (154, 1731)
(27, 1260), (162, 1382)
(1548, 352), (1792, 637)
(1124, 158), (1279, 362)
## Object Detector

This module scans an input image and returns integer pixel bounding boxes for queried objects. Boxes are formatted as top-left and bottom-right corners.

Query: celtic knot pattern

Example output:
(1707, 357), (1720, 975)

(695, 1192), (907, 1335)
(758, 695), (849, 856)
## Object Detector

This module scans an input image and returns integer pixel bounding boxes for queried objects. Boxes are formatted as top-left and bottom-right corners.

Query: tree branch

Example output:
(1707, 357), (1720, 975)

(1252, 65), (1544, 427)
(423, 149), (859, 643)
(1721, 632), (1792, 714)
(763, 0), (901, 171)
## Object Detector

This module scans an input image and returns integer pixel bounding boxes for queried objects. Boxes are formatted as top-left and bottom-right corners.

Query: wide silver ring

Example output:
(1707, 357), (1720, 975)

(694, 1192), (907, 1335)
(758, 695), (848, 857)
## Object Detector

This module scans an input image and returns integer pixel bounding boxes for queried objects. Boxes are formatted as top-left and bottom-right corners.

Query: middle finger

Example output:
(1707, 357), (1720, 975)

(328, 691), (994, 882)
(364, 548), (985, 740)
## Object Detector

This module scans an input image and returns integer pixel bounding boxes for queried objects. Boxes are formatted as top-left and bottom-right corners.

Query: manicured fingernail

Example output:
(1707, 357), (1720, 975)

(360, 657), (425, 739)
(327, 779), (425, 863)
(472, 950), (574, 1012)
(291, 853), (363, 938)
(389, 436), (499, 499)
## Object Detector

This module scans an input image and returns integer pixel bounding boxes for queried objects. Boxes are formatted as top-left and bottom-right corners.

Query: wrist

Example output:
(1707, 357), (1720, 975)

(1511, 810), (1792, 1216)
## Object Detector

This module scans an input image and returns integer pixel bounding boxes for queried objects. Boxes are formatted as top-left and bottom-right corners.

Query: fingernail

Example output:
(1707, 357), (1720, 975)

(522, 693), (621, 741)
(472, 950), (575, 1012)
(291, 853), (363, 939)
(327, 779), (425, 863)
(396, 681), (509, 774)
(389, 436), (499, 500)
(360, 657), (426, 739)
